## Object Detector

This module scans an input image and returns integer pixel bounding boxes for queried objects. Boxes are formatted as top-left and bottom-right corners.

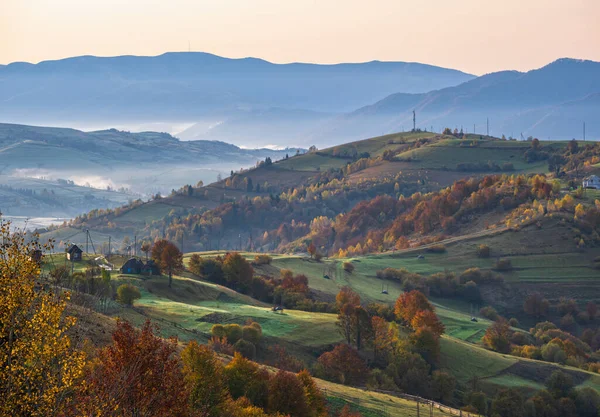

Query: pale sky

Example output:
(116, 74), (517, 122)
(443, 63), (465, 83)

(1, 0), (599, 75)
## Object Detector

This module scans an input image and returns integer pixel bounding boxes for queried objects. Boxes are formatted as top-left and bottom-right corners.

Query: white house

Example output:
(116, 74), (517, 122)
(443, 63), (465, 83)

(583, 175), (600, 189)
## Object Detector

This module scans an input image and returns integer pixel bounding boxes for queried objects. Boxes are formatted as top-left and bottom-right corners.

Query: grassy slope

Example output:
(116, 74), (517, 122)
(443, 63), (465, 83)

(177, 252), (599, 394)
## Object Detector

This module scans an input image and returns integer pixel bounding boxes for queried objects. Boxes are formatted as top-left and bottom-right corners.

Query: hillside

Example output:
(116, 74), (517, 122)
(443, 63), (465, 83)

(49, 131), (572, 249)
(48, 251), (600, 406)
(27, 128), (600, 417)
(0, 122), (300, 217)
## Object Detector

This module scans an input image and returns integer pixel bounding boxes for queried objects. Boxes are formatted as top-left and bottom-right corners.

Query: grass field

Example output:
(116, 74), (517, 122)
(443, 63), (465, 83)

(175, 251), (600, 395)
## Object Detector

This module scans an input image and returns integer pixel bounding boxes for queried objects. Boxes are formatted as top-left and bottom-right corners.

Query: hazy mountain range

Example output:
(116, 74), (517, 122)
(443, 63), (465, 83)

(1, 53), (598, 148)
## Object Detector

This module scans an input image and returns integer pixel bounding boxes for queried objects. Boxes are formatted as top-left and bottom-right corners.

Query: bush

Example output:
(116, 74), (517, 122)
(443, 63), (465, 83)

(242, 322), (262, 345)
(116, 284), (141, 306)
(253, 254), (273, 265)
(508, 317), (519, 327)
(342, 262), (355, 273)
(494, 258), (513, 271)
(211, 324), (226, 338)
(480, 306), (499, 321)
(224, 324), (243, 344)
(477, 244), (491, 258)
(233, 339), (256, 360)
(208, 336), (234, 355)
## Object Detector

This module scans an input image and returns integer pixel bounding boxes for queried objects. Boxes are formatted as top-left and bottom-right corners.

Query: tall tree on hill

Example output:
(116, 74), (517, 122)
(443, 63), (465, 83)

(140, 241), (151, 261)
(151, 239), (183, 288)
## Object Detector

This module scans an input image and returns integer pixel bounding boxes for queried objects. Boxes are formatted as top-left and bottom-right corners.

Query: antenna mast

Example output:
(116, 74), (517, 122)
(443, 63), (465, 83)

(412, 110), (416, 132)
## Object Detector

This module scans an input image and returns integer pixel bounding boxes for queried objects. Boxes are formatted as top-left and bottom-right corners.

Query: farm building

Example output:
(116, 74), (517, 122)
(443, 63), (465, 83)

(142, 259), (160, 276)
(66, 244), (83, 261)
(583, 175), (600, 189)
(120, 258), (144, 274)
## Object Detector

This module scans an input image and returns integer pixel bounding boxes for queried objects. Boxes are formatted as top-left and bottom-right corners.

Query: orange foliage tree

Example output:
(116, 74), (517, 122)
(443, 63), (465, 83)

(74, 320), (188, 416)
(317, 344), (369, 385)
(152, 239), (184, 288)
(394, 290), (434, 325)
(267, 370), (311, 417)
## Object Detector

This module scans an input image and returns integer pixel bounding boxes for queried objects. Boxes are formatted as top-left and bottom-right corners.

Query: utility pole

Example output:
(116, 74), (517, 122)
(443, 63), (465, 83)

(108, 236), (111, 260)
(181, 234), (184, 253)
(584, 122), (586, 141)
(487, 118), (489, 136)
(412, 110), (416, 132)
(85, 229), (89, 254)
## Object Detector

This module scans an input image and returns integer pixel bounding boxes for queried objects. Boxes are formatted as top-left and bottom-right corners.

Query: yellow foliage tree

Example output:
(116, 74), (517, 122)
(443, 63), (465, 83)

(0, 221), (85, 416)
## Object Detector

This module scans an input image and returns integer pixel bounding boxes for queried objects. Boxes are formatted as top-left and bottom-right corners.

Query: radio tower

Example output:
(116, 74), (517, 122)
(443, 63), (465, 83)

(412, 110), (416, 132)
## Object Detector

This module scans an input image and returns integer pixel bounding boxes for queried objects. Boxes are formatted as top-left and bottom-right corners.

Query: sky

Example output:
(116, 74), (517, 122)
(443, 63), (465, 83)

(1, 0), (599, 75)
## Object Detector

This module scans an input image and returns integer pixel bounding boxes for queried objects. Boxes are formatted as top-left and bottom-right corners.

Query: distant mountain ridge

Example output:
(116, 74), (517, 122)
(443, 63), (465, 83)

(0, 52), (474, 123)
(313, 58), (600, 142)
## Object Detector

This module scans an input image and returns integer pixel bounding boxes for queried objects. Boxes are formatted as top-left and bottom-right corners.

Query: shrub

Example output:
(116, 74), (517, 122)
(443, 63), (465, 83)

(480, 306), (499, 321)
(253, 254), (273, 265)
(211, 324), (226, 338)
(116, 284), (141, 306)
(208, 336), (234, 355)
(494, 258), (513, 271)
(242, 322), (262, 345)
(508, 317), (520, 327)
(342, 262), (355, 273)
(234, 339), (256, 360)
(477, 244), (491, 258)
(224, 324), (243, 344)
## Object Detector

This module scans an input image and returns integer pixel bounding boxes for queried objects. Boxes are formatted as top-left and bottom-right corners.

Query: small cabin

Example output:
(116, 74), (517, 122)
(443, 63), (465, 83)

(142, 259), (160, 276)
(120, 258), (144, 274)
(583, 175), (600, 189)
(66, 244), (83, 262)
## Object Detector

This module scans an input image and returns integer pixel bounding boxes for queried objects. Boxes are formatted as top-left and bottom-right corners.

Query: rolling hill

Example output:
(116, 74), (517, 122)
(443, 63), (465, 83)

(0, 122), (300, 217)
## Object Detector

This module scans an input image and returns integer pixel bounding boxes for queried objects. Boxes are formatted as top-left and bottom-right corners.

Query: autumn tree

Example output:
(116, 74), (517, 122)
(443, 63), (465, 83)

(371, 316), (396, 364)
(483, 319), (512, 353)
(307, 242), (317, 259)
(336, 287), (371, 349)
(317, 344), (369, 385)
(394, 290), (434, 325)
(0, 224), (85, 416)
(267, 370), (311, 417)
(336, 286), (361, 310)
(410, 309), (445, 337)
(224, 353), (270, 408)
(222, 252), (254, 292)
(411, 326), (441, 364)
(297, 370), (328, 417)
(523, 292), (550, 318)
(152, 239), (184, 288)
(140, 241), (151, 261)
(181, 341), (229, 416)
(491, 388), (525, 417)
(431, 370), (456, 404)
(75, 320), (187, 416)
